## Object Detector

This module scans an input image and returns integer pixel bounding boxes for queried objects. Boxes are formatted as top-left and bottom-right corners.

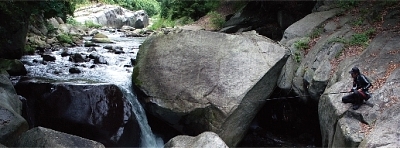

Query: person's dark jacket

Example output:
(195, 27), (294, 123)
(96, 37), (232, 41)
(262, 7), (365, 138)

(352, 74), (371, 92)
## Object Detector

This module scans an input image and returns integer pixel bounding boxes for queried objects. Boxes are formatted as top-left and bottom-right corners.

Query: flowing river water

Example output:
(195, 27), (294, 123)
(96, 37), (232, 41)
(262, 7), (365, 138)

(17, 31), (164, 147)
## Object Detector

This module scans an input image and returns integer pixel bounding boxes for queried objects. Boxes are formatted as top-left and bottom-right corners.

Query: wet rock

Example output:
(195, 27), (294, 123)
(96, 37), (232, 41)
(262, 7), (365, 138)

(94, 56), (108, 64)
(103, 45), (113, 50)
(88, 29), (99, 36)
(32, 59), (43, 64)
(69, 53), (87, 63)
(109, 29), (116, 33)
(121, 25), (135, 31)
(84, 41), (100, 47)
(90, 38), (114, 43)
(93, 33), (108, 38)
(14, 80), (141, 147)
(88, 52), (99, 59)
(13, 127), (105, 147)
(42, 54), (56, 62)
(68, 67), (81, 74)
(103, 45), (124, 54)
(0, 73), (29, 146)
(130, 58), (136, 66)
(124, 31), (144, 37)
(90, 33), (114, 43)
(87, 47), (97, 52)
(60, 50), (73, 57)
(114, 48), (124, 54)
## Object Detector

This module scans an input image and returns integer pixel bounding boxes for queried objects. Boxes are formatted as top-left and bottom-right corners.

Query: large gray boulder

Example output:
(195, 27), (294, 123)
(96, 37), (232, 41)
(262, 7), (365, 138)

(280, 8), (341, 44)
(165, 132), (228, 148)
(74, 4), (149, 29)
(14, 79), (141, 147)
(133, 30), (290, 146)
(14, 127), (105, 147)
(0, 72), (29, 146)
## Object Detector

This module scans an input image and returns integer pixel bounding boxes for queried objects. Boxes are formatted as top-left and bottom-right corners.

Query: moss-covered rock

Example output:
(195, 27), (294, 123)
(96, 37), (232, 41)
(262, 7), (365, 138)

(0, 58), (27, 76)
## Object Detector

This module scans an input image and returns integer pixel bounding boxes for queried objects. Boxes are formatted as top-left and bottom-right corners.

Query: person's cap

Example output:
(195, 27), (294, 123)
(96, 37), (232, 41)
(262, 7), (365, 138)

(349, 67), (360, 74)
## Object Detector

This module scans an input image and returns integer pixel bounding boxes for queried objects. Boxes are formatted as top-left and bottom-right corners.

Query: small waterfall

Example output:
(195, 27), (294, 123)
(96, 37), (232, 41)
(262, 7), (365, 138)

(119, 82), (164, 147)
(20, 31), (164, 147)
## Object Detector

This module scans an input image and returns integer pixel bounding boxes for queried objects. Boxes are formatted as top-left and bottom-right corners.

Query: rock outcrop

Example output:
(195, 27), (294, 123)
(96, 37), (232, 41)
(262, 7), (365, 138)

(26, 14), (86, 50)
(165, 132), (228, 148)
(277, 1), (400, 147)
(14, 78), (141, 147)
(319, 31), (400, 147)
(0, 72), (29, 146)
(133, 30), (290, 146)
(74, 4), (149, 29)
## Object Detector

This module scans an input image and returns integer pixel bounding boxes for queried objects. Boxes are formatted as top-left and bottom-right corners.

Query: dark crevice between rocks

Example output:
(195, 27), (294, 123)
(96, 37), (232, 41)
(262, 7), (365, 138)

(141, 87), (323, 147)
(237, 88), (322, 147)
(132, 84), (182, 144)
(145, 108), (181, 144)
(221, 1), (317, 41)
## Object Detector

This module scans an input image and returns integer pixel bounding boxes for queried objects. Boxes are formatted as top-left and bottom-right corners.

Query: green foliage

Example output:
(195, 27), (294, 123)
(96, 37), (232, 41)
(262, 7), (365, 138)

(336, 0), (359, 10)
(329, 37), (347, 44)
(309, 27), (323, 39)
(74, 0), (161, 16)
(117, 0), (160, 16)
(294, 52), (301, 63)
(348, 29), (375, 46)
(381, 0), (399, 7)
(84, 21), (102, 28)
(208, 11), (225, 30)
(294, 38), (310, 50)
(148, 15), (175, 30)
(160, 0), (220, 21)
(24, 45), (35, 55)
(132, 0), (160, 17)
(57, 33), (73, 44)
(33, 1), (75, 22)
(66, 16), (82, 26)
(45, 22), (57, 35)
(329, 29), (375, 47)
(0, 1), (75, 25)
(351, 18), (364, 26)
(175, 16), (194, 26)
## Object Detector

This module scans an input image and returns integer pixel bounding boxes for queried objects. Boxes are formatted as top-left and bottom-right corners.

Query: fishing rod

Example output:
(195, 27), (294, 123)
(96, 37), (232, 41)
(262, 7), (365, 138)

(263, 91), (352, 101)
(321, 91), (351, 95)
(264, 95), (309, 101)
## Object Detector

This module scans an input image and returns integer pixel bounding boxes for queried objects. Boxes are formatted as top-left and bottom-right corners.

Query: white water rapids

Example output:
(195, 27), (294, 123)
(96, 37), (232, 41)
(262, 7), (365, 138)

(19, 31), (163, 147)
